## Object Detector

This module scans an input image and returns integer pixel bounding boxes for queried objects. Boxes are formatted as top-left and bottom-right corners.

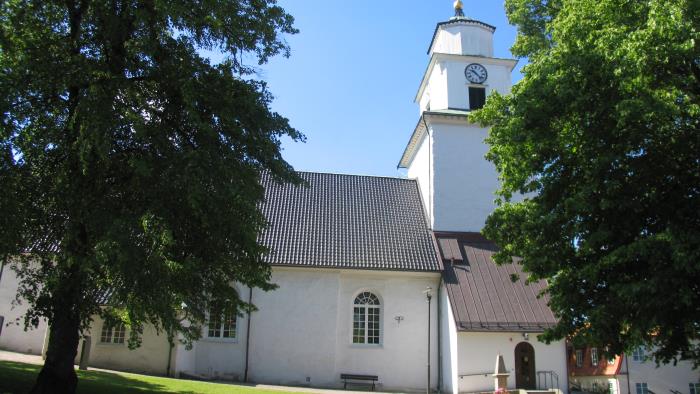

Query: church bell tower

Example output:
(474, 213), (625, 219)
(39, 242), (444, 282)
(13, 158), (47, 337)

(399, 2), (517, 232)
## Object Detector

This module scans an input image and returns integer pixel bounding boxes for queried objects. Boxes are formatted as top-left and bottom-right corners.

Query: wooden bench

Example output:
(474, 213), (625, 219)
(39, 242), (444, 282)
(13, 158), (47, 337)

(340, 373), (379, 391)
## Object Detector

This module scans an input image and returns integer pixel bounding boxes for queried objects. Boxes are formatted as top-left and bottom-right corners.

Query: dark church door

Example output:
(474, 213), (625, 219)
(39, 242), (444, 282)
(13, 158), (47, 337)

(515, 341), (536, 389)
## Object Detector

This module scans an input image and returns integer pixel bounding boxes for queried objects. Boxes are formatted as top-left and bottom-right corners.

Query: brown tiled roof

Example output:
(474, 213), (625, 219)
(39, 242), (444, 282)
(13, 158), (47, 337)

(259, 172), (441, 272)
(437, 232), (557, 331)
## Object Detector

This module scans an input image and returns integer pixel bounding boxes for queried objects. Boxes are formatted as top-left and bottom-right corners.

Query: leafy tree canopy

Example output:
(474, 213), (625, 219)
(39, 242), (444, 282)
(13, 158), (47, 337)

(0, 1), (303, 392)
(472, 0), (700, 365)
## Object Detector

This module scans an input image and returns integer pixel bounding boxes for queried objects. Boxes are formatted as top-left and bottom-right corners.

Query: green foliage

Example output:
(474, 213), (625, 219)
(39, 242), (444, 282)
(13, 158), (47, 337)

(472, 0), (700, 365)
(0, 0), (303, 349)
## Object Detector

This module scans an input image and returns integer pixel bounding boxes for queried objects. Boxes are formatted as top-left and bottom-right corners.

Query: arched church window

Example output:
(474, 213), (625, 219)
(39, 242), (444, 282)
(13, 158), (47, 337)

(353, 291), (381, 344)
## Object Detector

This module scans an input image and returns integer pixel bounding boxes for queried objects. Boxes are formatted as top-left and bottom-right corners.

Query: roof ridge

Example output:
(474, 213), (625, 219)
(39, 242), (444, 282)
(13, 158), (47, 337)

(294, 170), (416, 182)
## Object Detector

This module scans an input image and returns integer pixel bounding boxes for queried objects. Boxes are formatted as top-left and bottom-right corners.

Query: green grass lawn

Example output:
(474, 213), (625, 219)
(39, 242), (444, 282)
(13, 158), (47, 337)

(0, 361), (298, 394)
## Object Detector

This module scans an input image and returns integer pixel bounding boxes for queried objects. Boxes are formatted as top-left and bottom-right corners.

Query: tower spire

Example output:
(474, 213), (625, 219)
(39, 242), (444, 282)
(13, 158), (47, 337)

(453, 0), (465, 18)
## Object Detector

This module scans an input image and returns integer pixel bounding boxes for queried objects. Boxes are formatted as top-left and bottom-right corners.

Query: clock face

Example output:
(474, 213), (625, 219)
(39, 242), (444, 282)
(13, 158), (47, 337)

(465, 63), (488, 84)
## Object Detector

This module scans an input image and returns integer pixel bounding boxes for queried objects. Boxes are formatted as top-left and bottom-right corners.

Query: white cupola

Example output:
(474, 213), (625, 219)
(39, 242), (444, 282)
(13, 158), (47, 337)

(428, 18), (495, 58)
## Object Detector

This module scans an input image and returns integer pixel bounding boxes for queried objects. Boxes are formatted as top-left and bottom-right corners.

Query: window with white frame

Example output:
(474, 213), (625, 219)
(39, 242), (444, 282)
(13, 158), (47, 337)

(690, 383), (700, 394)
(207, 303), (237, 339)
(591, 347), (599, 366)
(100, 322), (125, 344)
(575, 349), (583, 368)
(632, 347), (645, 362)
(352, 291), (381, 345)
(635, 383), (648, 394)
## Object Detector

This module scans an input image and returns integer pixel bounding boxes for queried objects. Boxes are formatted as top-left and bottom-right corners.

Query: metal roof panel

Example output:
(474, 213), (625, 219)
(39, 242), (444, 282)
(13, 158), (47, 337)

(436, 232), (558, 332)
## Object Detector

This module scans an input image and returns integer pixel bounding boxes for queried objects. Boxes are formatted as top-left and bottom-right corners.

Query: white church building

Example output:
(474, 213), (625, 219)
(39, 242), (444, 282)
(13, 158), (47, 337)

(1, 10), (571, 394)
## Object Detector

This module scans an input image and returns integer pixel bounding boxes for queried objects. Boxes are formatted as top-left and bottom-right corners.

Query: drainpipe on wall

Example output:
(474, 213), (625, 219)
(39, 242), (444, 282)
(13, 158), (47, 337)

(243, 286), (253, 382)
(426, 287), (433, 394)
(564, 343), (571, 392)
(437, 279), (442, 393)
(625, 353), (631, 394)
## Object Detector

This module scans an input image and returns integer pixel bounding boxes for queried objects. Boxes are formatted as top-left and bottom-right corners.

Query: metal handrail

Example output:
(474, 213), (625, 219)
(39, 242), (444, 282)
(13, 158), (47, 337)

(536, 370), (559, 390)
(458, 371), (492, 378)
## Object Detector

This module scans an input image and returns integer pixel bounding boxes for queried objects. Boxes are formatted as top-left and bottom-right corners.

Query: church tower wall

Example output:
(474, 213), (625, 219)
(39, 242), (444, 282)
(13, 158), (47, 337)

(407, 132), (433, 224)
(431, 122), (497, 232)
(402, 16), (517, 233)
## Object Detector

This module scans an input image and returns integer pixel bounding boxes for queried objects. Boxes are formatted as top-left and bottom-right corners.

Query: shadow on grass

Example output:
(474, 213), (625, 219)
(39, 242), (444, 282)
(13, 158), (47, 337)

(0, 361), (200, 394)
(0, 361), (39, 394)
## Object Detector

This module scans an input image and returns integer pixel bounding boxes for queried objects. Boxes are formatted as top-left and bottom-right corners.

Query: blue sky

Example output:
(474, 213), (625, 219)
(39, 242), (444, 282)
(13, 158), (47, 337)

(257, 1), (523, 177)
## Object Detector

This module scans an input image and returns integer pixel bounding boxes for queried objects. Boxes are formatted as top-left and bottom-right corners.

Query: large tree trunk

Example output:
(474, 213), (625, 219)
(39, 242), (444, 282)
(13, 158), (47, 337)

(30, 257), (85, 394)
(30, 312), (81, 394)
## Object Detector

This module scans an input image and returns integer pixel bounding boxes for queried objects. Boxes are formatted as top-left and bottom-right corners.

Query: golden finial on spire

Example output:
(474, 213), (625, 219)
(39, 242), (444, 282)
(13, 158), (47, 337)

(453, 0), (465, 17)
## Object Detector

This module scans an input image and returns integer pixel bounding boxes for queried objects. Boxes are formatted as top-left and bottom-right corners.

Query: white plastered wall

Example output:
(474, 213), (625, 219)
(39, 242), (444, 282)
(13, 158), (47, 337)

(405, 118), (506, 233)
(431, 121), (498, 232)
(333, 269), (440, 391)
(444, 59), (513, 110)
(420, 57), (513, 113)
(174, 267), (441, 392)
(407, 131), (432, 226)
(173, 286), (251, 380)
(0, 261), (48, 355)
(81, 316), (171, 375)
(430, 24), (494, 57)
(246, 268), (340, 387)
(456, 332), (567, 392)
(175, 283), (251, 380)
(422, 62), (449, 112)
(189, 331), (247, 381)
(440, 285), (460, 394)
(618, 354), (700, 394)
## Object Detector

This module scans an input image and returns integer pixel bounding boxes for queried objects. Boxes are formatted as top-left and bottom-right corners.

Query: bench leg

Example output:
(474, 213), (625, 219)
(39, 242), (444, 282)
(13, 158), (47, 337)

(372, 381), (375, 391)
(344, 380), (347, 390)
